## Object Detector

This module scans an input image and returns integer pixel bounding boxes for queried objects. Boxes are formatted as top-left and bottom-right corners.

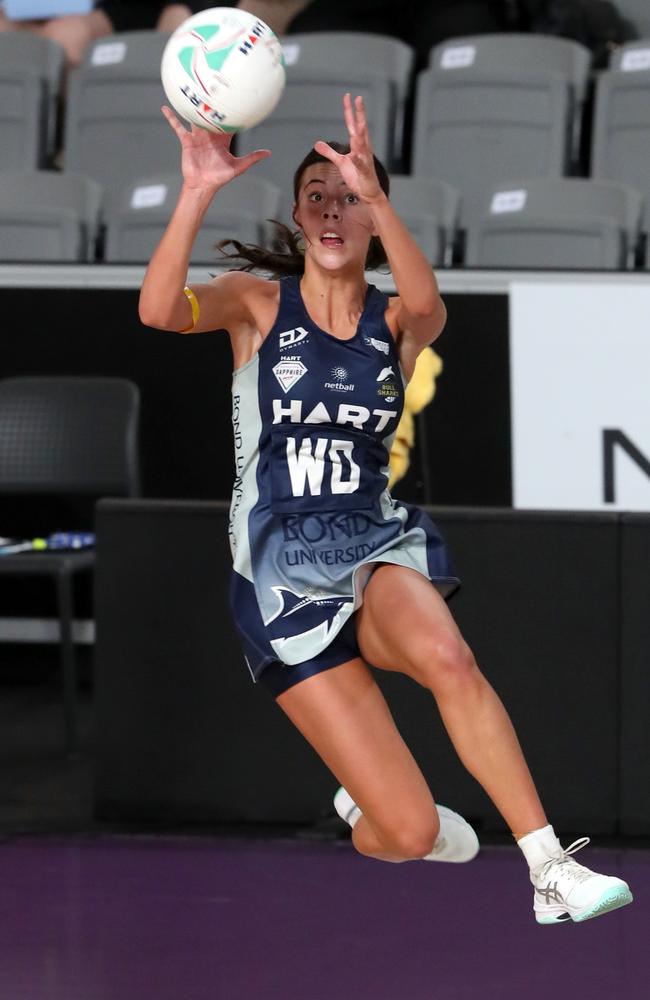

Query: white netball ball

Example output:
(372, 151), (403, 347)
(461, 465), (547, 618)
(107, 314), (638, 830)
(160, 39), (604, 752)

(161, 7), (286, 133)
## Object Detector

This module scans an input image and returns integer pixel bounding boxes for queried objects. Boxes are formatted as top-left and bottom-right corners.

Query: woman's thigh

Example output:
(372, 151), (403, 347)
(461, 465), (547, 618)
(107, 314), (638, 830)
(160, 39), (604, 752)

(356, 564), (473, 683)
(276, 658), (437, 838)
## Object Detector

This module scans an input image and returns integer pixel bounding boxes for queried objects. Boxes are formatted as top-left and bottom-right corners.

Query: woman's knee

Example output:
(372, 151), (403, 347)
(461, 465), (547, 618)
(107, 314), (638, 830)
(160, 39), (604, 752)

(407, 632), (479, 694)
(372, 810), (440, 861)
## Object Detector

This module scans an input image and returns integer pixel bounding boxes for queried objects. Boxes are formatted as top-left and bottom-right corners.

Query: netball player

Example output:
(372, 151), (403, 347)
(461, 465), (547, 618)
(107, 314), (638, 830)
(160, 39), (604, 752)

(139, 94), (633, 924)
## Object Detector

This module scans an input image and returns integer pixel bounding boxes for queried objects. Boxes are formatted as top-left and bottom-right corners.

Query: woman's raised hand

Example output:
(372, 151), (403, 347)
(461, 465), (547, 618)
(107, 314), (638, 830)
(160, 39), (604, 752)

(314, 94), (384, 203)
(162, 105), (271, 192)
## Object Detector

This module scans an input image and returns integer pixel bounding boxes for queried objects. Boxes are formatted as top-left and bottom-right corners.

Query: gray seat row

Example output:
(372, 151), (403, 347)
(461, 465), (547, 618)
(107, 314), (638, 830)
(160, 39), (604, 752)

(4, 28), (650, 224)
(241, 30), (592, 217)
(0, 170), (281, 264)
(0, 168), (647, 271)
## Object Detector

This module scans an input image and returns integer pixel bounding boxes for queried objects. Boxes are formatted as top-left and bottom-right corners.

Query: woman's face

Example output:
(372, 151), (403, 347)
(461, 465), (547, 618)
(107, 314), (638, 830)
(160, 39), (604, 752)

(293, 162), (376, 270)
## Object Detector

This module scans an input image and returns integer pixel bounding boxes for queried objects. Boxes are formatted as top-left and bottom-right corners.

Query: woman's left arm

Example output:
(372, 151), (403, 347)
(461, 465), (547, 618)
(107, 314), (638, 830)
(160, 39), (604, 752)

(315, 94), (447, 357)
(367, 192), (447, 348)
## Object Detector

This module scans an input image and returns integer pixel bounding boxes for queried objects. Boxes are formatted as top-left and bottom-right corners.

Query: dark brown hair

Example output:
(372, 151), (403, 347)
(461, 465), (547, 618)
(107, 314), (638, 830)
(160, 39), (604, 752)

(216, 142), (390, 275)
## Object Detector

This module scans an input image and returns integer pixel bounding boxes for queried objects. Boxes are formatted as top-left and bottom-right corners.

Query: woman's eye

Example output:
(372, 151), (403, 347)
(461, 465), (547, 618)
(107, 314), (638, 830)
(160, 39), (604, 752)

(308, 192), (322, 202)
(346, 194), (359, 204)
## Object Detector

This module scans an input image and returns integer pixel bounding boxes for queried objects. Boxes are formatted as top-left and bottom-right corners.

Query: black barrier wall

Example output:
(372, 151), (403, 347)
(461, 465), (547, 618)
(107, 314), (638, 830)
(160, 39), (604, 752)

(93, 500), (647, 836)
(94, 500), (338, 825)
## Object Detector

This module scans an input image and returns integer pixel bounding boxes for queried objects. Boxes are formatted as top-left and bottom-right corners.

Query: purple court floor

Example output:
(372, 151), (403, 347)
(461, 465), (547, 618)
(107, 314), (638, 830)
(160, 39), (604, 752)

(0, 836), (647, 1000)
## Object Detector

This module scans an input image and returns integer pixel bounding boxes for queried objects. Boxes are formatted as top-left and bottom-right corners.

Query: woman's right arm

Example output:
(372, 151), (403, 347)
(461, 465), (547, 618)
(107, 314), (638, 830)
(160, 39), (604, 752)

(139, 106), (271, 334)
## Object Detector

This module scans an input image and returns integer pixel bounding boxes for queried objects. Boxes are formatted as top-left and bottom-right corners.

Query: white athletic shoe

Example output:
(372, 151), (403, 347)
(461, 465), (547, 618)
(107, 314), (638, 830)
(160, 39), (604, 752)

(333, 786), (479, 862)
(422, 805), (480, 863)
(532, 837), (633, 924)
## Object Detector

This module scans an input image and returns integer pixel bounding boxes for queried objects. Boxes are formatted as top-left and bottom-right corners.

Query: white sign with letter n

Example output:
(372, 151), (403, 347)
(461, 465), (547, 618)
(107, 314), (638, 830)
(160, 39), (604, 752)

(510, 281), (650, 511)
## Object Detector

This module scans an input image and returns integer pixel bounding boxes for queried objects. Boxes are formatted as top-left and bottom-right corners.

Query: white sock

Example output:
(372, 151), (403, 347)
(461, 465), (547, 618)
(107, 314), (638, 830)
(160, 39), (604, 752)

(517, 824), (563, 873)
(334, 787), (363, 828)
(346, 806), (362, 828)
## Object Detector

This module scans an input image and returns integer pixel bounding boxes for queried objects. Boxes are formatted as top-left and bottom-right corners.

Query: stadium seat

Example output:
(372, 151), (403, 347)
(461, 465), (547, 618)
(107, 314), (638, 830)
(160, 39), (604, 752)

(608, 38), (650, 70)
(426, 32), (592, 107)
(237, 32), (414, 209)
(591, 43), (650, 211)
(0, 170), (102, 262)
(64, 31), (179, 198)
(614, 0), (650, 40)
(464, 177), (643, 269)
(279, 32), (415, 165)
(0, 32), (65, 169)
(0, 376), (140, 755)
(412, 33), (591, 225)
(104, 173), (282, 263)
(388, 176), (460, 265)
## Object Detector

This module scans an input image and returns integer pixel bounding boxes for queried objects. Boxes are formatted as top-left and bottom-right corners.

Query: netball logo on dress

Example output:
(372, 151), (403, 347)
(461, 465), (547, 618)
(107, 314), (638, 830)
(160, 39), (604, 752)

(324, 367), (355, 392)
(273, 360), (308, 393)
(279, 326), (309, 349)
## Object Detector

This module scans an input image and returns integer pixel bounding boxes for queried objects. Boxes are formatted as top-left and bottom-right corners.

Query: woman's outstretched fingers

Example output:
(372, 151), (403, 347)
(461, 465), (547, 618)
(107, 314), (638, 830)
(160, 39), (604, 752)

(343, 92), (360, 138)
(161, 105), (187, 139)
(313, 139), (342, 164)
(354, 95), (368, 134)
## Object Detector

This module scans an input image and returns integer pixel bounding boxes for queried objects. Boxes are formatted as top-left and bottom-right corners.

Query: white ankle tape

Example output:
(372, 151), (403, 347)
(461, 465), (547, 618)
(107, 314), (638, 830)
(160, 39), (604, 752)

(517, 824), (562, 871)
(517, 824), (556, 847)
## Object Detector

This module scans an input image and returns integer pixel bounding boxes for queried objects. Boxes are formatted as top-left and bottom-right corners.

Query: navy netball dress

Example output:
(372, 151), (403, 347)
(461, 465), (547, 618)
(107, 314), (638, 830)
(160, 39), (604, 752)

(229, 276), (459, 682)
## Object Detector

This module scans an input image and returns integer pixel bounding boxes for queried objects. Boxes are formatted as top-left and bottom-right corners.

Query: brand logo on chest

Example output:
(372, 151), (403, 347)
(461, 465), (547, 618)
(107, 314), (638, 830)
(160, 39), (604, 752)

(279, 327), (309, 349)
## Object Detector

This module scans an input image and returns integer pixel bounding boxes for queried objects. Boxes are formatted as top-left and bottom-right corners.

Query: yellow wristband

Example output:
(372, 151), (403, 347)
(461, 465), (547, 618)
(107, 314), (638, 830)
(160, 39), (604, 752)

(180, 286), (200, 333)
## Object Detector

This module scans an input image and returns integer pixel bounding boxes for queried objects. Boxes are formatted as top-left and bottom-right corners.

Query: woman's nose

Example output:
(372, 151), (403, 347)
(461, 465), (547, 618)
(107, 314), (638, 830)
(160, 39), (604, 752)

(322, 204), (340, 220)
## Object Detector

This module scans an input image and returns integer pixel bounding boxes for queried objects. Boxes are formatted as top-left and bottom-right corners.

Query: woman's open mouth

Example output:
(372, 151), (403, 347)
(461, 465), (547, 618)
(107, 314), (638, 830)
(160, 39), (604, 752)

(320, 231), (344, 248)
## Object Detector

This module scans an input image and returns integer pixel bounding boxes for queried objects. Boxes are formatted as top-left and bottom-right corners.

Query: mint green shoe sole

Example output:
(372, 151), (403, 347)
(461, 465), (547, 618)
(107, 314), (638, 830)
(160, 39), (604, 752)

(572, 885), (634, 922)
(536, 885), (633, 925)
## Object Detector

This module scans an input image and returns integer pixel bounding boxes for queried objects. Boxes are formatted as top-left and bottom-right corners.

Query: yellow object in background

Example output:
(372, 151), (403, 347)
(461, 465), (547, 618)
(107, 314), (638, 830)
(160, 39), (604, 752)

(389, 347), (443, 490)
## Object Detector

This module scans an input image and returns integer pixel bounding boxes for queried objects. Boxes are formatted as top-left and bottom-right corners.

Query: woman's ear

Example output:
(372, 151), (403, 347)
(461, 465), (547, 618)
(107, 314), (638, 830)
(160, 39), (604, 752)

(292, 205), (301, 229)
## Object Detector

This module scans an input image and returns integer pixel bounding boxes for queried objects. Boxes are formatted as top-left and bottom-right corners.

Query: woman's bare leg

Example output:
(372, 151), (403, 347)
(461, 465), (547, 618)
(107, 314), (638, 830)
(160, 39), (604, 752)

(357, 565), (548, 840)
(276, 658), (440, 862)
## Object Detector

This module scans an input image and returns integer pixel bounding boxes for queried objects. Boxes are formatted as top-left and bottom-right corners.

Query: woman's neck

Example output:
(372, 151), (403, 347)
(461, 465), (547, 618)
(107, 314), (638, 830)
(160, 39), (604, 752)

(300, 263), (368, 333)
